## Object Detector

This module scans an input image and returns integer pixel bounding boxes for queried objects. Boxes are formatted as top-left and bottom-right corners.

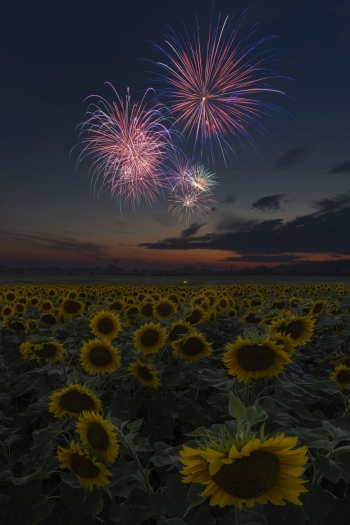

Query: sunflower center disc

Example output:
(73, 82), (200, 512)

(64, 300), (81, 314)
(181, 337), (204, 356)
(212, 450), (280, 499)
(169, 325), (189, 342)
(244, 314), (261, 324)
(89, 346), (112, 366)
(157, 303), (172, 316)
(236, 344), (276, 371)
(337, 370), (350, 383)
(138, 365), (153, 380)
(10, 321), (25, 330)
(87, 422), (109, 450)
(141, 304), (153, 317)
(127, 307), (138, 317)
(278, 320), (304, 340)
(186, 311), (202, 324)
(60, 391), (95, 412)
(97, 318), (115, 334)
(313, 303), (323, 313)
(111, 302), (122, 310)
(41, 314), (55, 324)
(70, 453), (100, 478)
(141, 329), (160, 347)
(33, 343), (57, 357)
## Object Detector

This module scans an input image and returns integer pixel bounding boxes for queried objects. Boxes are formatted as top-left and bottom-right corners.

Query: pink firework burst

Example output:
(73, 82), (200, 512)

(76, 85), (173, 209)
(152, 8), (293, 165)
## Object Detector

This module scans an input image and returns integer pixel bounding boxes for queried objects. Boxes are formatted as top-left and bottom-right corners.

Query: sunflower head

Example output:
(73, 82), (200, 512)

(89, 310), (121, 340)
(133, 322), (167, 356)
(80, 338), (121, 375)
(330, 364), (350, 389)
(171, 331), (213, 363)
(127, 360), (161, 389)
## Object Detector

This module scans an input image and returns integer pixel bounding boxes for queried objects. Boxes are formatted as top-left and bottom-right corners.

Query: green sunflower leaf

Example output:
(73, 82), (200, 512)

(229, 392), (246, 420)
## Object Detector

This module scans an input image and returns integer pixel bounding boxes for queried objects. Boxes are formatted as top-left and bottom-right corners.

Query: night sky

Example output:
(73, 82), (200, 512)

(1, 0), (350, 270)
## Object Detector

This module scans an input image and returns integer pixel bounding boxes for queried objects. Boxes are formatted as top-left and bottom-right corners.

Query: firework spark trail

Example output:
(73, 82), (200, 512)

(151, 8), (294, 165)
(186, 164), (219, 193)
(76, 84), (174, 209)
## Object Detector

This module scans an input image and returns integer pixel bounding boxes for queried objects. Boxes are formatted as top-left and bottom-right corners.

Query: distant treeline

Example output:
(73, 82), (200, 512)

(1, 260), (350, 276)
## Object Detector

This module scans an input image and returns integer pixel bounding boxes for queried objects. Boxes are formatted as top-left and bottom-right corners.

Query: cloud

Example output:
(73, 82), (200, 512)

(309, 189), (350, 212)
(139, 190), (350, 257)
(274, 145), (314, 169)
(221, 255), (297, 263)
(219, 193), (237, 205)
(328, 159), (350, 175)
(0, 230), (110, 261)
(181, 222), (206, 238)
(249, 194), (288, 212)
(215, 214), (258, 232)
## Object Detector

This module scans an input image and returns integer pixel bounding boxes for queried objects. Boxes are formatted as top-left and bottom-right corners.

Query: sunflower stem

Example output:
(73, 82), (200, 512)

(245, 380), (250, 406)
(235, 505), (242, 525)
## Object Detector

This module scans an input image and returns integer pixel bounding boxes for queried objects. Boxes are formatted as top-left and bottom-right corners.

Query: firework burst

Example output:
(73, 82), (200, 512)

(168, 188), (216, 224)
(76, 84), (173, 209)
(151, 8), (293, 165)
(164, 150), (218, 223)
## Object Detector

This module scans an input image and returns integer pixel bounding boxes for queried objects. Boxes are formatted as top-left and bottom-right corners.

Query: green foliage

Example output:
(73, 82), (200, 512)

(0, 281), (350, 523)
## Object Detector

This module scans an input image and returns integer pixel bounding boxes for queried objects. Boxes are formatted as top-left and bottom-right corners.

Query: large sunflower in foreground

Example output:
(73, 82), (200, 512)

(171, 331), (213, 363)
(75, 410), (120, 462)
(330, 365), (350, 390)
(168, 320), (191, 342)
(222, 335), (291, 383)
(268, 314), (315, 346)
(133, 322), (167, 356)
(56, 439), (112, 491)
(179, 433), (308, 509)
(89, 310), (121, 340)
(48, 384), (102, 418)
(79, 338), (121, 375)
(127, 360), (161, 389)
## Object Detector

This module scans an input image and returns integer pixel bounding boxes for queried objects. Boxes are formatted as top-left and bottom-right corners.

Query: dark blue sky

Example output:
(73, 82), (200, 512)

(1, 0), (349, 269)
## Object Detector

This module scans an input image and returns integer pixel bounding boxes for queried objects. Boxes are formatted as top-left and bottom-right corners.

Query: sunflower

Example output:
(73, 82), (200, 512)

(1, 305), (15, 317)
(79, 338), (121, 375)
(4, 291), (17, 303)
(2, 316), (29, 333)
(153, 298), (177, 320)
(270, 331), (297, 357)
(39, 312), (59, 326)
(179, 433), (308, 509)
(171, 331), (213, 363)
(48, 384), (102, 419)
(240, 312), (263, 325)
(268, 314), (315, 346)
(124, 305), (140, 323)
(226, 309), (238, 319)
(59, 298), (84, 318)
(107, 298), (126, 312)
(139, 301), (155, 320)
(168, 320), (191, 342)
(133, 322), (167, 356)
(184, 305), (208, 325)
(222, 335), (291, 383)
(127, 360), (161, 389)
(19, 337), (67, 364)
(75, 410), (120, 462)
(40, 299), (55, 312)
(14, 302), (26, 316)
(56, 439), (112, 491)
(89, 310), (121, 340)
(308, 299), (328, 317)
(330, 365), (350, 390)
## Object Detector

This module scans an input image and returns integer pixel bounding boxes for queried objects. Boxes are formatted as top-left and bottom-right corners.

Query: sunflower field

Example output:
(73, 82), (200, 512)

(1, 282), (350, 524)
